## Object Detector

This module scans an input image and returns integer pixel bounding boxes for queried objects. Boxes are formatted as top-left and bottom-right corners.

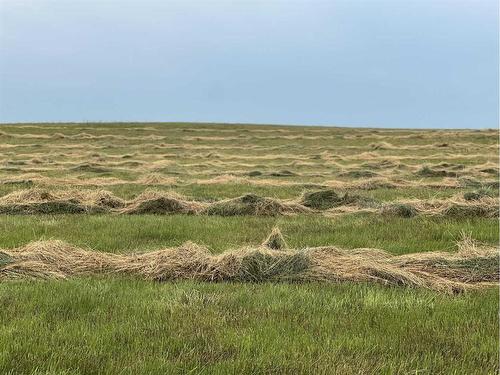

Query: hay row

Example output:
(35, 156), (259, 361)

(326, 199), (499, 219)
(314, 191), (499, 218)
(0, 233), (497, 294)
(2, 157), (497, 180)
(0, 189), (308, 216)
(1, 128), (497, 145)
(193, 175), (499, 190)
(2, 145), (498, 160)
(1, 153), (498, 174)
(343, 130), (498, 140)
(2, 170), (498, 193)
(0, 188), (497, 217)
(0, 131), (167, 141)
(2, 142), (498, 162)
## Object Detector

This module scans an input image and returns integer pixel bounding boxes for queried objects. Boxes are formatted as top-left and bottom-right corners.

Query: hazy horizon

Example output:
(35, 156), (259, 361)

(0, 0), (498, 128)
(0, 120), (498, 131)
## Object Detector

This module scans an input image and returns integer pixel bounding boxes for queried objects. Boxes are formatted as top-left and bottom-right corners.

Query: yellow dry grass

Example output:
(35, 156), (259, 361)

(0, 188), (497, 217)
(1, 234), (497, 294)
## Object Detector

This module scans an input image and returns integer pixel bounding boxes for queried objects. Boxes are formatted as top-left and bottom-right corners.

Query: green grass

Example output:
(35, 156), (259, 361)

(0, 214), (497, 254)
(0, 279), (497, 374)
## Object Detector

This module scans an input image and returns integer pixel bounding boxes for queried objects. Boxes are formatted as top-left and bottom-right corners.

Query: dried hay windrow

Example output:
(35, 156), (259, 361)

(121, 190), (205, 215)
(136, 174), (177, 185)
(385, 196), (499, 218)
(0, 188), (126, 214)
(329, 195), (499, 219)
(202, 193), (310, 216)
(300, 189), (378, 210)
(0, 188), (313, 216)
(379, 203), (419, 218)
(1, 169), (498, 192)
(1, 234), (497, 294)
(0, 188), (498, 218)
(338, 169), (380, 179)
(415, 166), (458, 178)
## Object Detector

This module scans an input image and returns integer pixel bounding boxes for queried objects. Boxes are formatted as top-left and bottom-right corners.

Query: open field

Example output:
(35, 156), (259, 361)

(0, 123), (499, 374)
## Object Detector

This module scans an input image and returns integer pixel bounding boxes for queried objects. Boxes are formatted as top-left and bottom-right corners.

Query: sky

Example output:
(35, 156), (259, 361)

(0, 0), (498, 128)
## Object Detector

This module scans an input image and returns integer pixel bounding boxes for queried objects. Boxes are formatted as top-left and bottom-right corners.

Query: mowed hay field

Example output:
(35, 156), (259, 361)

(0, 122), (499, 374)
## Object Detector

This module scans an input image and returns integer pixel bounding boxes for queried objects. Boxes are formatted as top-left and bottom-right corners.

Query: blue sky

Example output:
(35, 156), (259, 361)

(0, 0), (498, 128)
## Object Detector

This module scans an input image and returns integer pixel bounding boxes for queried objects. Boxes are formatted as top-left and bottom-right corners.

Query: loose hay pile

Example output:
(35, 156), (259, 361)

(201, 193), (310, 216)
(0, 188), (124, 214)
(300, 189), (378, 210)
(380, 203), (418, 218)
(1, 232), (497, 294)
(121, 190), (205, 214)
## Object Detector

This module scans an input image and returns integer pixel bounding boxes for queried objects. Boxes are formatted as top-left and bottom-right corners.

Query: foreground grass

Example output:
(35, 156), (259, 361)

(0, 214), (498, 254)
(0, 279), (497, 375)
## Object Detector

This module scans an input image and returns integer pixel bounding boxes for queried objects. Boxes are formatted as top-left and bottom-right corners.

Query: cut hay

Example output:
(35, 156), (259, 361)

(300, 189), (378, 210)
(1, 233), (497, 294)
(458, 177), (483, 188)
(300, 189), (342, 209)
(246, 170), (263, 177)
(202, 194), (310, 216)
(360, 159), (400, 170)
(70, 164), (113, 173)
(380, 203), (418, 218)
(433, 162), (465, 170)
(136, 174), (178, 185)
(262, 227), (288, 250)
(0, 188), (126, 214)
(338, 169), (379, 179)
(324, 178), (401, 190)
(479, 167), (499, 175)
(121, 190), (205, 215)
(442, 204), (498, 218)
(0, 188), (497, 218)
(405, 196), (499, 218)
(268, 170), (297, 177)
(328, 195), (499, 219)
(463, 189), (494, 201)
(0, 201), (91, 215)
(415, 165), (457, 178)
(369, 141), (395, 150)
